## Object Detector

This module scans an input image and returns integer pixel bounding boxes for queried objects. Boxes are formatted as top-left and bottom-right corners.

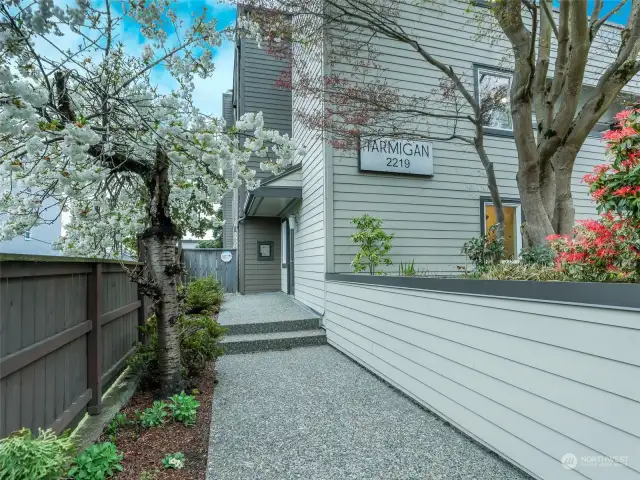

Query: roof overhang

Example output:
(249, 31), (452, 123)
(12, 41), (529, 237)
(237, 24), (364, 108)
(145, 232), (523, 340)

(243, 165), (303, 217)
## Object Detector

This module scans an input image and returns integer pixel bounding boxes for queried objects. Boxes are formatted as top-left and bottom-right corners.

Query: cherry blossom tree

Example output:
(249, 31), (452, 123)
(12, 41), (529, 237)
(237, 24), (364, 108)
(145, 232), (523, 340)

(0, 1), (302, 394)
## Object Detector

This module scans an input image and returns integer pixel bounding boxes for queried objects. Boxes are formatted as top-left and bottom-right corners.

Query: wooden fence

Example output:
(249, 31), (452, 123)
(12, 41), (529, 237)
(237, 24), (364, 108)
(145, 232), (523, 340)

(0, 255), (149, 438)
(182, 248), (237, 293)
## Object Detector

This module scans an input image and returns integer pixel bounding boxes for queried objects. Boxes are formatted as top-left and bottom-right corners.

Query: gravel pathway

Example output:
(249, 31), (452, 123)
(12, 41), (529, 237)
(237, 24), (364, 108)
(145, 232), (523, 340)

(219, 293), (318, 325)
(206, 345), (531, 480)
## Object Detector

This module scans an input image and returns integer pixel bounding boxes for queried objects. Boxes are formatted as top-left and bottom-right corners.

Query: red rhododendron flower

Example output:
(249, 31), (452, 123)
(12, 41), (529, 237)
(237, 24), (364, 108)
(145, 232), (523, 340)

(613, 186), (634, 196)
(591, 188), (607, 200)
(602, 126), (637, 143)
(593, 163), (610, 174)
(583, 173), (599, 184)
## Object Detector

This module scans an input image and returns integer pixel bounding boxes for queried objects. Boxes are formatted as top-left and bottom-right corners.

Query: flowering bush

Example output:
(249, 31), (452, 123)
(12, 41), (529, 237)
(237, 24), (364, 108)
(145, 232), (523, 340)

(549, 107), (640, 282)
(548, 214), (640, 282)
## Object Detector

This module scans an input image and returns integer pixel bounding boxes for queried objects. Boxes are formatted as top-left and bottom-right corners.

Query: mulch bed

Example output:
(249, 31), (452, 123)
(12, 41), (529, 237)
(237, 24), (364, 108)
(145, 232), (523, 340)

(101, 363), (216, 479)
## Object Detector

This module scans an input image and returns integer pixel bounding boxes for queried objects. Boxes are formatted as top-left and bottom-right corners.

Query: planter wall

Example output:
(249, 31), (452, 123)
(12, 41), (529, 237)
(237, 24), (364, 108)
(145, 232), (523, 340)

(324, 274), (640, 480)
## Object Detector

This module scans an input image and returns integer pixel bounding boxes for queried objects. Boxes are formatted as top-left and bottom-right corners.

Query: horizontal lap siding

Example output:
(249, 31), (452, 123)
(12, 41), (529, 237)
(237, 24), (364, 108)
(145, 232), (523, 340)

(242, 218), (281, 293)
(330, 0), (613, 274)
(293, 30), (325, 313)
(324, 281), (640, 480)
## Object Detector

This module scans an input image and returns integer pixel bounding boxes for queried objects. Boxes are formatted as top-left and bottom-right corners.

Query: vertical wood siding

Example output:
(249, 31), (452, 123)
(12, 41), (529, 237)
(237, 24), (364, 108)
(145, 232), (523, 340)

(324, 280), (640, 480)
(182, 249), (238, 293)
(0, 260), (145, 438)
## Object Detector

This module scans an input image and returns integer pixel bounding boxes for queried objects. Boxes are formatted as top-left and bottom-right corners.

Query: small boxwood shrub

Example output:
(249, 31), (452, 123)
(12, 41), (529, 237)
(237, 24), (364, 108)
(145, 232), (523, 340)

(0, 428), (75, 480)
(184, 277), (224, 315)
(129, 314), (227, 389)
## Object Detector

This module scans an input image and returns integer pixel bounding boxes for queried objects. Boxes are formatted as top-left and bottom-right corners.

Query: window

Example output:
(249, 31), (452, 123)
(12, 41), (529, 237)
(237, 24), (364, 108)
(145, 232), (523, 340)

(481, 199), (522, 260)
(24, 229), (31, 241)
(477, 68), (512, 131)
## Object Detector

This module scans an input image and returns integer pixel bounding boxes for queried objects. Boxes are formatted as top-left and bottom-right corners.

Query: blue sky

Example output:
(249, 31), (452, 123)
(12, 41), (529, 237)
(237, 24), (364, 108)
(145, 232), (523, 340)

(120, 0), (238, 116)
(556, 1), (631, 24)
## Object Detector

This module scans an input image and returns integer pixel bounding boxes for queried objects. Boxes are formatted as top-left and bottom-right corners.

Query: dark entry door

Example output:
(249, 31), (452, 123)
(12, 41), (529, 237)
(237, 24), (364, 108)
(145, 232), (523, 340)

(288, 229), (295, 295)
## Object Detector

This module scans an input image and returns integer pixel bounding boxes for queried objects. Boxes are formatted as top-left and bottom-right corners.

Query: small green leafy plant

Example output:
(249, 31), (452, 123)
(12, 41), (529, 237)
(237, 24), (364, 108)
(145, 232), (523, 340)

(162, 452), (185, 469)
(106, 412), (130, 436)
(68, 442), (123, 479)
(398, 260), (416, 276)
(0, 428), (75, 480)
(168, 391), (200, 426)
(140, 401), (168, 428)
(461, 225), (505, 273)
(139, 469), (159, 480)
(350, 214), (394, 275)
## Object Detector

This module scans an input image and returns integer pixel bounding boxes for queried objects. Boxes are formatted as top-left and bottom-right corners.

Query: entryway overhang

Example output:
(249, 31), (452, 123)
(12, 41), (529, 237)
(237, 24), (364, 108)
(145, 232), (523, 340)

(244, 164), (302, 217)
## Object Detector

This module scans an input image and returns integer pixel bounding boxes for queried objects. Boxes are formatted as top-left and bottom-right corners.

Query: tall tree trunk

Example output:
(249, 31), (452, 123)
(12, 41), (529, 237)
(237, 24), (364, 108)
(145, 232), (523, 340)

(143, 145), (183, 396)
(539, 159), (556, 223)
(551, 145), (579, 234)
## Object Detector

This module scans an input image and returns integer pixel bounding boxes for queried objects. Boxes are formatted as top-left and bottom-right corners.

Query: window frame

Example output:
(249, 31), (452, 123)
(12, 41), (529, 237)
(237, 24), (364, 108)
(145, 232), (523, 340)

(479, 197), (524, 258)
(281, 219), (288, 267)
(474, 65), (514, 137)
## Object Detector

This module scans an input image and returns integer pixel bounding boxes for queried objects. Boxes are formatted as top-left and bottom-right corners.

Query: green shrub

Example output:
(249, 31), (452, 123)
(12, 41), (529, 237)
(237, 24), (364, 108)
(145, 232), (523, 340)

(196, 239), (221, 248)
(519, 245), (555, 266)
(185, 276), (224, 314)
(473, 262), (566, 282)
(168, 392), (200, 426)
(129, 314), (226, 390)
(140, 401), (168, 428)
(0, 428), (75, 480)
(180, 315), (226, 377)
(350, 214), (394, 275)
(68, 442), (123, 479)
(461, 225), (504, 272)
(162, 452), (185, 469)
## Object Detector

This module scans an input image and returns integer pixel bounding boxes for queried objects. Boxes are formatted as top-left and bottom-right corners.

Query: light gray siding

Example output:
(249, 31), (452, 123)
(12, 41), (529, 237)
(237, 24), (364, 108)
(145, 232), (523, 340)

(324, 280), (640, 480)
(291, 26), (325, 313)
(327, 0), (626, 274)
(240, 217), (282, 294)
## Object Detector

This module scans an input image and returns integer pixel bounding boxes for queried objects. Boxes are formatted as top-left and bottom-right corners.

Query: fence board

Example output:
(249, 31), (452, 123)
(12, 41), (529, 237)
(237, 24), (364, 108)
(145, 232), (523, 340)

(183, 249), (237, 292)
(0, 258), (147, 438)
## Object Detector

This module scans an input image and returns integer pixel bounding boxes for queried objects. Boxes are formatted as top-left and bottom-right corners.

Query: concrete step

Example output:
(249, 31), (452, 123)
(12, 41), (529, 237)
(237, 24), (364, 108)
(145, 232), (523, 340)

(221, 329), (327, 355)
(223, 318), (321, 335)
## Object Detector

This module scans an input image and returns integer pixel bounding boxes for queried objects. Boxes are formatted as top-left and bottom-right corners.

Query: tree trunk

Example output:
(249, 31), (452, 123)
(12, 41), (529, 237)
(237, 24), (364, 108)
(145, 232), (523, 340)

(539, 159), (556, 223)
(146, 233), (183, 396)
(552, 145), (579, 234)
(143, 145), (183, 396)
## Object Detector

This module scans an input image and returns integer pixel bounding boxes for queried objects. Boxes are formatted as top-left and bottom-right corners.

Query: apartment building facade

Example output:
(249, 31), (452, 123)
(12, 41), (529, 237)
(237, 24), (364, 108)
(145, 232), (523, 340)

(225, 1), (632, 312)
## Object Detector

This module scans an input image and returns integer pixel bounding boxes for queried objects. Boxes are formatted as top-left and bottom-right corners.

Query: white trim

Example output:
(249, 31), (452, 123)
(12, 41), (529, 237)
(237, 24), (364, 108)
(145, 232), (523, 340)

(477, 67), (513, 132)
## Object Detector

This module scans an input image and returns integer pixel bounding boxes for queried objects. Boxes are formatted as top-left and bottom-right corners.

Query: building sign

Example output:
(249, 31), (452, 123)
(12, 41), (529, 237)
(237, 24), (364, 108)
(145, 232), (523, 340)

(220, 251), (233, 263)
(359, 138), (433, 176)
